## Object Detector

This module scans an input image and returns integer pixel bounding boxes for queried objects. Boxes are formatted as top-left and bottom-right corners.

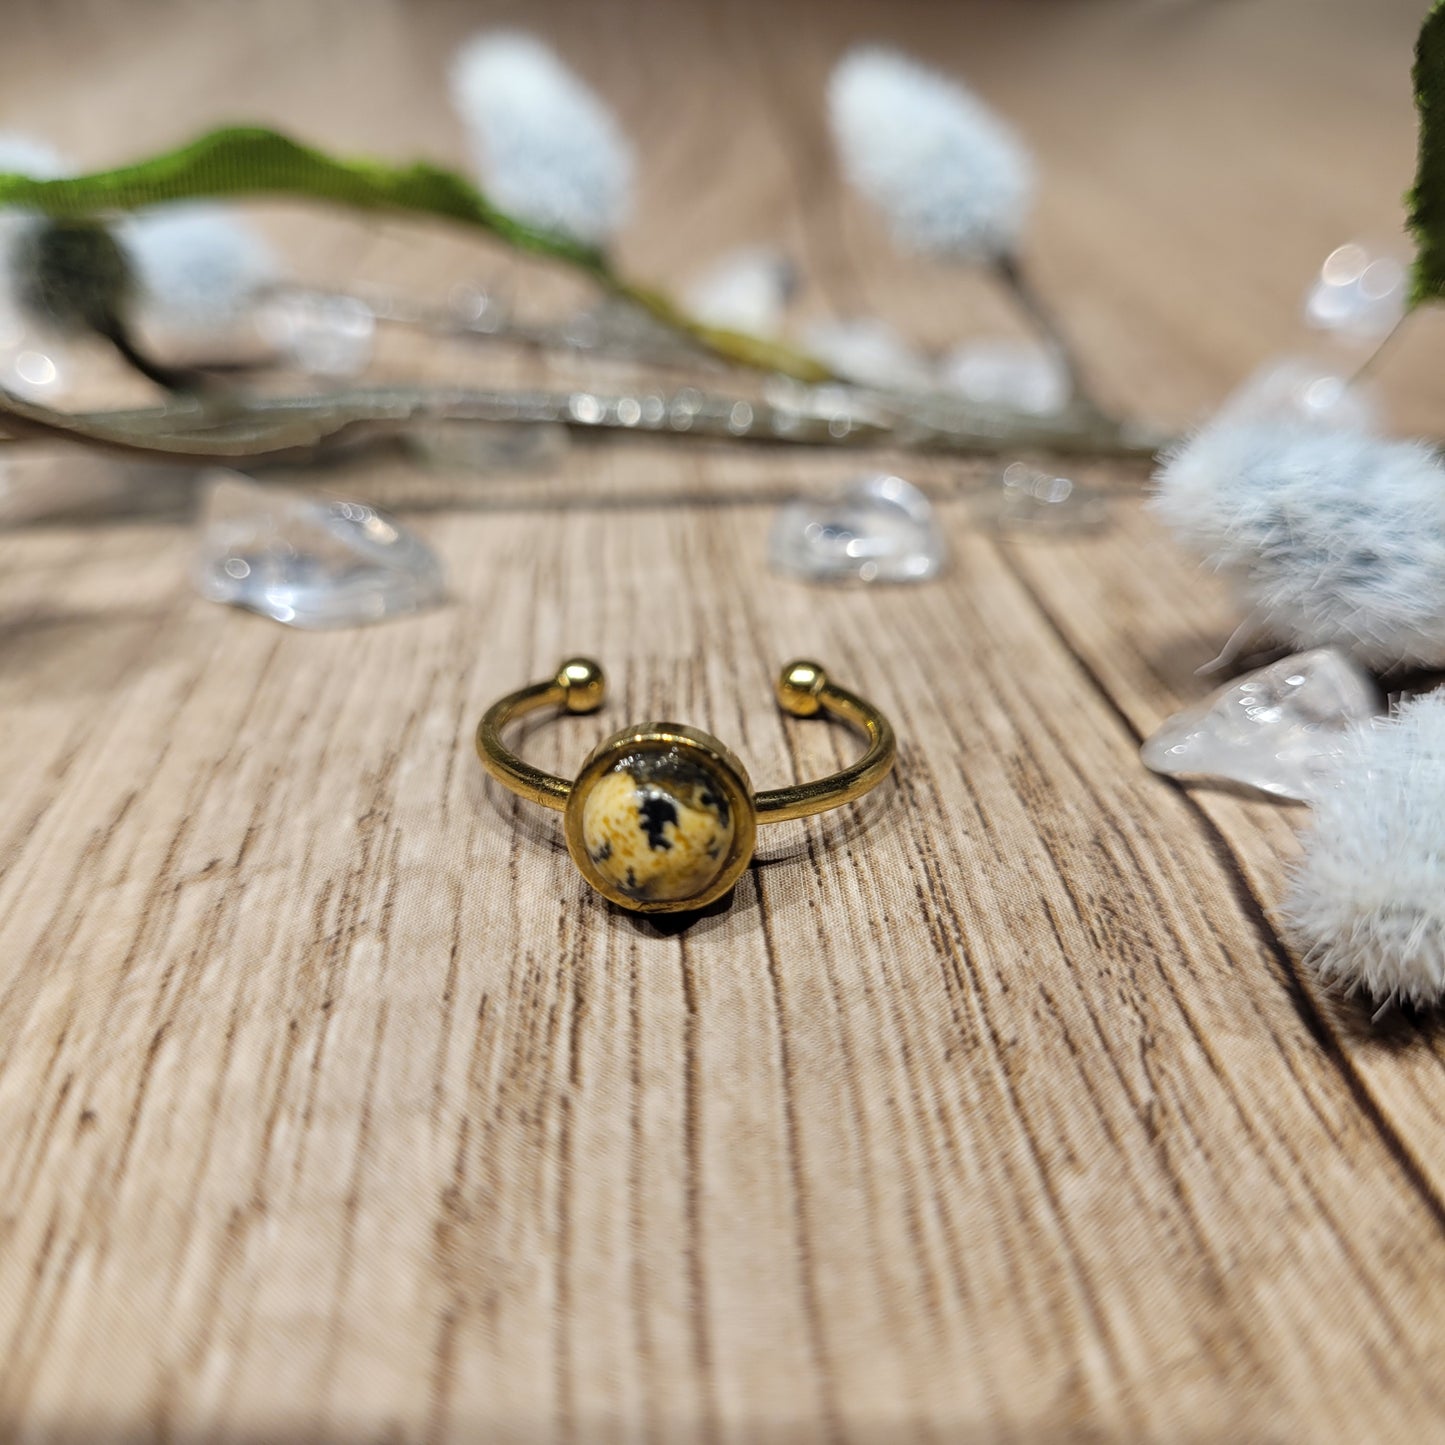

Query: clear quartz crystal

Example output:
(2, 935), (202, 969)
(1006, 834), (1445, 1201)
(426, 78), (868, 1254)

(0, 343), (66, 400)
(0, 294), (67, 400)
(1216, 356), (1378, 431)
(193, 472), (446, 628)
(936, 339), (1068, 416)
(1140, 648), (1381, 802)
(255, 290), (376, 378)
(979, 462), (1109, 536)
(768, 473), (945, 584)
(1304, 242), (1406, 341)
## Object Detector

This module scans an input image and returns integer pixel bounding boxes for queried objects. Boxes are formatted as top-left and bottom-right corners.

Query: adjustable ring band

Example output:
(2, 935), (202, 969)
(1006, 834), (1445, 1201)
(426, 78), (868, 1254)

(476, 658), (896, 913)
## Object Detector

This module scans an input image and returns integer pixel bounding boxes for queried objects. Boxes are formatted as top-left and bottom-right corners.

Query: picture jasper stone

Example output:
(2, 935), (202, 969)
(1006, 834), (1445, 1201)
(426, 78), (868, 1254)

(580, 746), (735, 903)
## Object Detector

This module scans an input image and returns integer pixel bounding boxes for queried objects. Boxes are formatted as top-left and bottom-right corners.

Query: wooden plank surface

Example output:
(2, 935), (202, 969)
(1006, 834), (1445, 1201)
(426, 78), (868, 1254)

(3, 1), (1445, 1439)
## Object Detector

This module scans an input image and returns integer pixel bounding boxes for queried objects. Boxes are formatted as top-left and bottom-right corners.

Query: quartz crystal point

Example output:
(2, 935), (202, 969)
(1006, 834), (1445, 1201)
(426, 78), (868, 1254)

(1303, 243), (1406, 342)
(980, 462), (1109, 535)
(1216, 357), (1377, 432)
(0, 293), (68, 400)
(193, 472), (446, 628)
(1140, 648), (1381, 801)
(768, 473), (945, 584)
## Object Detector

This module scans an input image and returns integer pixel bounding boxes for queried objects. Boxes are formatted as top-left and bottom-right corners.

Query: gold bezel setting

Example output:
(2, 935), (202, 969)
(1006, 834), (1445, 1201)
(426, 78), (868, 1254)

(476, 658), (895, 917)
(563, 723), (757, 913)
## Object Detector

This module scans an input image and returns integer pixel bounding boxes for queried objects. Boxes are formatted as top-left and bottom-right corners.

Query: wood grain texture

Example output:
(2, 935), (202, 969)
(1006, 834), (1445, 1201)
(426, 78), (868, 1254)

(3, 1), (1445, 1439)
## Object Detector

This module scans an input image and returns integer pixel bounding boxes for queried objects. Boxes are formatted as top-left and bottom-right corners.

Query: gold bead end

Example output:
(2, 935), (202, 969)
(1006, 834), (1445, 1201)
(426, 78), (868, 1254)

(557, 657), (606, 714)
(776, 660), (826, 718)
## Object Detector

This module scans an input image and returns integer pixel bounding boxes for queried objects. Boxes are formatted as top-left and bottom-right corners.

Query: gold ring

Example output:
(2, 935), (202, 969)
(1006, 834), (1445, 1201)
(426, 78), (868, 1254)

(476, 658), (896, 913)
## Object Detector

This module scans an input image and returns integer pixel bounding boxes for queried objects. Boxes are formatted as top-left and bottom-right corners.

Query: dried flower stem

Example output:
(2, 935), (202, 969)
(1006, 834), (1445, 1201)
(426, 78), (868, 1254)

(278, 284), (708, 370)
(1350, 311), (1411, 385)
(0, 381), (1166, 467)
(991, 252), (1107, 418)
(533, 244), (835, 380)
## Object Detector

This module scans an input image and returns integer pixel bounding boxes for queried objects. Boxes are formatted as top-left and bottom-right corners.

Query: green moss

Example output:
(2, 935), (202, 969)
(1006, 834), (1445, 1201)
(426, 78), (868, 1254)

(1409, 0), (1445, 304)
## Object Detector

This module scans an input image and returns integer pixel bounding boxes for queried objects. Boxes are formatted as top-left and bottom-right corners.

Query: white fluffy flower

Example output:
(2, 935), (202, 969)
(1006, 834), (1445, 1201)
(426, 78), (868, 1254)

(937, 338), (1067, 415)
(0, 136), (72, 321)
(1285, 692), (1445, 1007)
(684, 246), (796, 336)
(1153, 420), (1445, 670)
(0, 133), (69, 182)
(798, 316), (933, 389)
(449, 31), (633, 247)
(827, 47), (1033, 260)
(124, 204), (280, 338)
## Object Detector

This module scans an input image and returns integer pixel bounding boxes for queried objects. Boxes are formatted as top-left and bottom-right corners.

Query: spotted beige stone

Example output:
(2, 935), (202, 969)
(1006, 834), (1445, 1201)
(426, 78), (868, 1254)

(580, 748), (735, 903)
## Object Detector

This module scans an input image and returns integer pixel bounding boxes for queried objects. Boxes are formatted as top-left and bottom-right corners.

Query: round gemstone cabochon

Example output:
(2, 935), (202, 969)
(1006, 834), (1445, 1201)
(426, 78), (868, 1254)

(580, 745), (735, 904)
